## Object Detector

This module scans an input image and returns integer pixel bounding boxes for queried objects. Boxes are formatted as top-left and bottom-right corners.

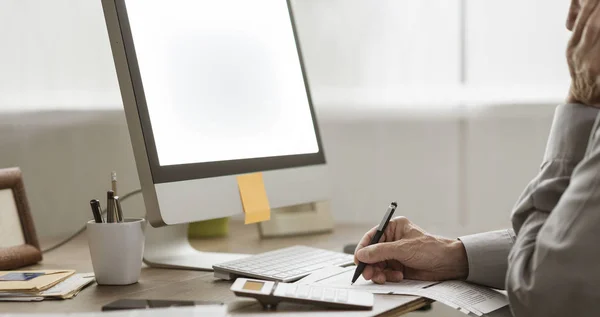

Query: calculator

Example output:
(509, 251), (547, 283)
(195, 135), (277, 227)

(230, 278), (374, 310)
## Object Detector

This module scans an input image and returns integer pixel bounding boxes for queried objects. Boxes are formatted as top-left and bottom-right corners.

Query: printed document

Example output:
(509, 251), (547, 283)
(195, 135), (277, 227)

(302, 266), (508, 316)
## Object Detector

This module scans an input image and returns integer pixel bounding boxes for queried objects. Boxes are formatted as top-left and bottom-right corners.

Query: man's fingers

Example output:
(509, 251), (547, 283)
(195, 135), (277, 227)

(371, 266), (386, 284)
(356, 226), (378, 249)
(355, 226), (378, 253)
(404, 267), (440, 281)
(387, 259), (405, 271)
(363, 265), (383, 283)
(581, 1), (600, 48)
(567, 0), (582, 31)
(362, 264), (375, 281)
(354, 226), (378, 264)
(570, 0), (600, 46)
(383, 268), (404, 283)
(354, 226), (389, 264)
(356, 241), (400, 264)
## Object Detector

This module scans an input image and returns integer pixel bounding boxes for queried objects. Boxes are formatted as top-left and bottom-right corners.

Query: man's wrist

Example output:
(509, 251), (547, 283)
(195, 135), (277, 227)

(566, 84), (586, 105)
(566, 91), (580, 104)
(567, 85), (600, 108)
(443, 239), (469, 280)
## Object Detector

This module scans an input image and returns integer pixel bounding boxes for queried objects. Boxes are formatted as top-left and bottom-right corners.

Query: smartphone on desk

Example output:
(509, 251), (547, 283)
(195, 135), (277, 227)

(102, 299), (224, 311)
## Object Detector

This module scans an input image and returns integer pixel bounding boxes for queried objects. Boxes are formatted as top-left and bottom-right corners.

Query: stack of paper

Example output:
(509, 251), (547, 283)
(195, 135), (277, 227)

(299, 266), (508, 316)
(0, 271), (95, 302)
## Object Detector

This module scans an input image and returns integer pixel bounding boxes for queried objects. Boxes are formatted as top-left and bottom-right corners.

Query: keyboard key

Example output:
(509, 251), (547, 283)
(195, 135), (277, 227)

(302, 264), (325, 272)
(217, 246), (353, 282)
(323, 288), (336, 301)
(285, 285), (297, 296)
(296, 285), (310, 298)
(335, 290), (348, 303)
(310, 287), (323, 300)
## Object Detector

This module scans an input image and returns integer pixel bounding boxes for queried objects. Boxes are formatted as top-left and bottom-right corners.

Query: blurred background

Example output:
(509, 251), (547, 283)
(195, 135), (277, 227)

(0, 1), (572, 315)
(0, 0), (569, 260)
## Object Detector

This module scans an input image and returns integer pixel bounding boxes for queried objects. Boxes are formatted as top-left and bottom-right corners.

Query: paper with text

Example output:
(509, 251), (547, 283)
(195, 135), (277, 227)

(418, 281), (509, 316)
(302, 266), (508, 315)
(309, 267), (436, 294)
(40, 273), (95, 298)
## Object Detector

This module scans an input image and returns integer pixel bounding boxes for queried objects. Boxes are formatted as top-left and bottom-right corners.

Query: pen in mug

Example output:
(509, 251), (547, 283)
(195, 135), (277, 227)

(114, 196), (124, 223)
(106, 190), (115, 223)
(89, 199), (104, 223)
(111, 171), (118, 196)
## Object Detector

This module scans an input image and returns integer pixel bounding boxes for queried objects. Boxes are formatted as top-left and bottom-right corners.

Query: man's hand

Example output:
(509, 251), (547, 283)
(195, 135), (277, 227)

(567, 0), (600, 107)
(354, 217), (468, 284)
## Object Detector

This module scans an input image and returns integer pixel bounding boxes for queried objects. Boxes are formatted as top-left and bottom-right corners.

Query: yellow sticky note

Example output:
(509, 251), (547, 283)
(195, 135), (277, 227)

(237, 172), (271, 224)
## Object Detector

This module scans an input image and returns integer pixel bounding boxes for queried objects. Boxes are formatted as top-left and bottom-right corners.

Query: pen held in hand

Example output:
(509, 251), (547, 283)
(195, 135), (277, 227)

(351, 201), (397, 285)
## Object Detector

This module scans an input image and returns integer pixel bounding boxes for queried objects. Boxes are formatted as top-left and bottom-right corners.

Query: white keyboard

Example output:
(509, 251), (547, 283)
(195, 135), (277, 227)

(213, 246), (354, 282)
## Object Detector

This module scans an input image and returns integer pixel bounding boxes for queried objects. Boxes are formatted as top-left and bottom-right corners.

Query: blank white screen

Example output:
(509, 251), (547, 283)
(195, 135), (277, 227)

(124, 0), (319, 166)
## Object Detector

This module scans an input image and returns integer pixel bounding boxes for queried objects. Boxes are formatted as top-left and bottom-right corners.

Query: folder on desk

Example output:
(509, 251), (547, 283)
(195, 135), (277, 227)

(37, 273), (95, 299)
(0, 272), (94, 301)
(0, 270), (75, 293)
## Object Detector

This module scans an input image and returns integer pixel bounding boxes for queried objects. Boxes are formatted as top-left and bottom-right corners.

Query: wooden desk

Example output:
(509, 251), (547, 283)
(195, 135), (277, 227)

(0, 221), (429, 316)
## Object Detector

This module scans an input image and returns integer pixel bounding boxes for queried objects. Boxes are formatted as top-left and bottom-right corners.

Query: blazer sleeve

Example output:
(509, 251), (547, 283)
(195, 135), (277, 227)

(507, 109), (600, 317)
(459, 103), (599, 291)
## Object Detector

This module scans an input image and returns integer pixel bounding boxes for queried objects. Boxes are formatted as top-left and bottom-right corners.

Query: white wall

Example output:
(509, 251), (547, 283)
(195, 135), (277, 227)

(0, 111), (145, 242)
(0, 105), (556, 243)
(0, 3), (570, 316)
(0, 0), (572, 111)
(462, 106), (554, 235)
(466, 0), (571, 89)
(294, 0), (571, 106)
(292, 0), (461, 105)
(0, 0), (120, 110)
(319, 113), (461, 237)
(0, 0), (569, 244)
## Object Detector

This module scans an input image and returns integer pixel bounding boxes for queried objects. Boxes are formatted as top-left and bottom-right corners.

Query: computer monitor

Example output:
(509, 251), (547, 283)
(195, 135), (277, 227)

(101, 0), (330, 269)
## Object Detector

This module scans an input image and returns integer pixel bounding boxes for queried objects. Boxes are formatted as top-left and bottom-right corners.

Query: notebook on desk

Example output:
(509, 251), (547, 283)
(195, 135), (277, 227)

(0, 270), (75, 293)
(0, 273), (95, 301)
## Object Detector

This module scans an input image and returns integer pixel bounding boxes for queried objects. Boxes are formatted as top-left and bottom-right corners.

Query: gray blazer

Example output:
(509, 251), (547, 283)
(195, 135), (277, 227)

(459, 103), (600, 317)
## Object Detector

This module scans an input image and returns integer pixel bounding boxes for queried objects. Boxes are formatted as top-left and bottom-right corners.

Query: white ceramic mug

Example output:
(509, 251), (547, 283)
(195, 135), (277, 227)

(86, 218), (146, 285)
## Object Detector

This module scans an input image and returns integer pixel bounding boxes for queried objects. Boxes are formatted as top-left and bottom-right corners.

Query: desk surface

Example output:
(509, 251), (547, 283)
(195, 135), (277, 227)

(0, 221), (428, 316)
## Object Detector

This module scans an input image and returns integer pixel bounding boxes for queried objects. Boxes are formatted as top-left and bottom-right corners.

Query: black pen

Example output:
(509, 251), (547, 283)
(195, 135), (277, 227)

(351, 201), (397, 285)
(90, 199), (104, 223)
(106, 190), (115, 223)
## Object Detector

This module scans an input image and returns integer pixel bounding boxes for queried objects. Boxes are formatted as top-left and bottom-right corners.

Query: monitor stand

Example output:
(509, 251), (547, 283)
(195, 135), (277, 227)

(143, 222), (249, 270)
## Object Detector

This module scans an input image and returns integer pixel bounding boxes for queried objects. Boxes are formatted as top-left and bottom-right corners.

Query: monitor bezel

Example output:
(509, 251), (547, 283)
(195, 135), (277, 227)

(113, 0), (326, 184)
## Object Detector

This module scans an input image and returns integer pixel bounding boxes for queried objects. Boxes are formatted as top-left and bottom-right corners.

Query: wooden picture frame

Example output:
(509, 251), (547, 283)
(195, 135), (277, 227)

(0, 167), (42, 270)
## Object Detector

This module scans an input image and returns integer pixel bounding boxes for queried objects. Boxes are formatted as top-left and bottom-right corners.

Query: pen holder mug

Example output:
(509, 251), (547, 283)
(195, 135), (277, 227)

(86, 218), (146, 285)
